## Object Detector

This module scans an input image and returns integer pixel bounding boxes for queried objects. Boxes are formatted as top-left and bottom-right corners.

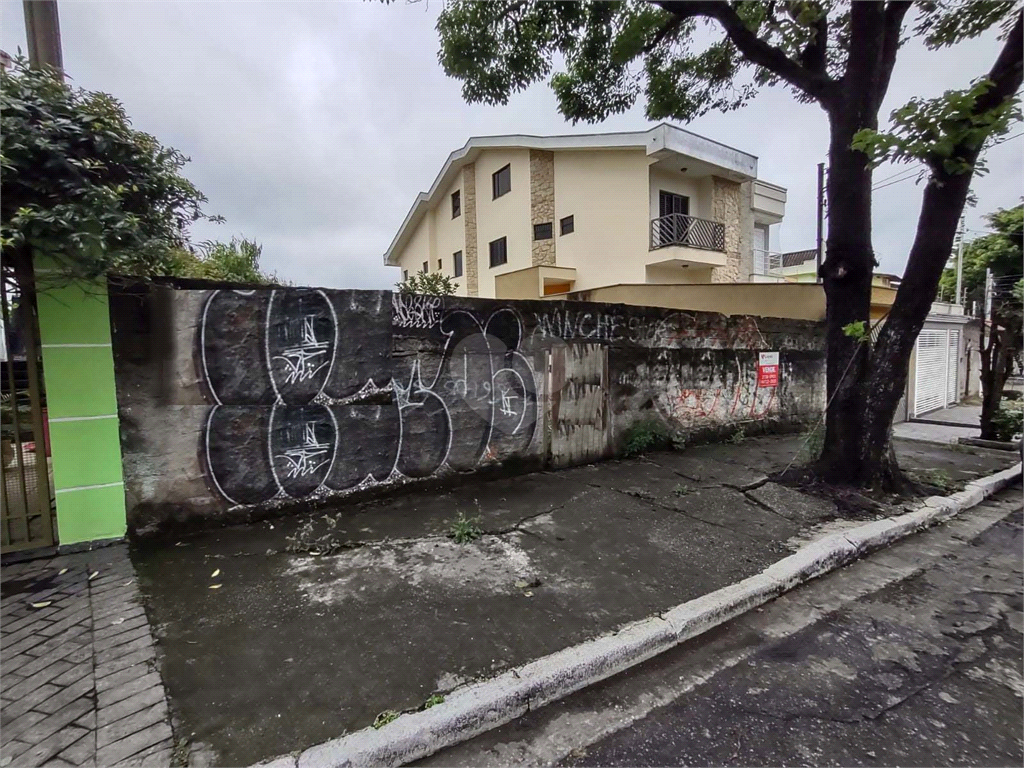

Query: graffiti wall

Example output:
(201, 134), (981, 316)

(109, 282), (825, 533)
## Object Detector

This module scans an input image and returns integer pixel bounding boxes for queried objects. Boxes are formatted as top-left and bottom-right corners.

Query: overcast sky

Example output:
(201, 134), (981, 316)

(3, 1), (1021, 288)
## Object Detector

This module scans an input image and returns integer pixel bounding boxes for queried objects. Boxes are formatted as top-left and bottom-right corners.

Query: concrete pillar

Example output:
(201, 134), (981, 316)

(35, 266), (126, 546)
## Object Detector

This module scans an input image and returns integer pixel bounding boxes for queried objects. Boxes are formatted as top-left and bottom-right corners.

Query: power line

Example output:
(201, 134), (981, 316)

(870, 132), (1023, 192)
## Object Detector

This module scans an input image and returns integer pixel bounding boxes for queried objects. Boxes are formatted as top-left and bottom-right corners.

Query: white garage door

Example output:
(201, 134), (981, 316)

(947, 329), (960, 404)
(915, 330), (948, 416)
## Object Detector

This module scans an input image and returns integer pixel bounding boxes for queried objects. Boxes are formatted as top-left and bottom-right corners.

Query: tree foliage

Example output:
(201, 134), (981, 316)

(0, 56), (218, 281)
(939, 205), (1023, 303)
(167, 238), (279, 284)
(433, 0), (1023, 486)
(397, 270), (456, 296)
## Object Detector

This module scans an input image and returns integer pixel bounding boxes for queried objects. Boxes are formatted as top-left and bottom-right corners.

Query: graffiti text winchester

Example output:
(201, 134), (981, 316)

(109, 285), (826, 531)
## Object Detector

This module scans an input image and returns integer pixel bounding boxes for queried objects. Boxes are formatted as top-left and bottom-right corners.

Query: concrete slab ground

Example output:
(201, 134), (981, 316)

(128, 435), (1018, 766)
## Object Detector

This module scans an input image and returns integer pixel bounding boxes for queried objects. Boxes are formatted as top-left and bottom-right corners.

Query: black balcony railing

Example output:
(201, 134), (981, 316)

(650, 213), (726, 252)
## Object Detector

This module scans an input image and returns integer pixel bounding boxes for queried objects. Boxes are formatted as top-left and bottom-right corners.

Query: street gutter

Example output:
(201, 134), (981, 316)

(255, 462), (1022, 768)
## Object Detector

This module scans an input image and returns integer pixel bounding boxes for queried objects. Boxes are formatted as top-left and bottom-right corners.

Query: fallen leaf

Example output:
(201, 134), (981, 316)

(514, 580), (529, 589)
(524, 591), (534, 597)
(209, 584), (222, 590)
(30, 601), (52, 608)
(58, 568), (68, 575)
(88, 571), (99, 580)
(111, 618), (125, 625)
(211, 569), (221, 578)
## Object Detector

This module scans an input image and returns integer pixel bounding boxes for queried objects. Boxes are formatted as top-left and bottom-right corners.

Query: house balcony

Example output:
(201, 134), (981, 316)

(750, 248), (789, 283)
(647, 213), (728, 269)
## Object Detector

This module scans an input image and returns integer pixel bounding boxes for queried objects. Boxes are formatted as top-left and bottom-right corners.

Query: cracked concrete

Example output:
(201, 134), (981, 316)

(129, 435), (1017, 766)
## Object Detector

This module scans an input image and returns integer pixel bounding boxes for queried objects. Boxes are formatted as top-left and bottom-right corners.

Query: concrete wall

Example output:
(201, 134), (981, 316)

(110, 283), (825, 535)
(36, 275), (127, 545)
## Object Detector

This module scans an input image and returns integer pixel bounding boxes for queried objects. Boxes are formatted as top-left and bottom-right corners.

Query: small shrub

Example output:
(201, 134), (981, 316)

(729, 426), (746, 445)
(373, 710), (400, 729)
(991, 404), (1024, 442)
(796, 422), (825, 464)
(623, 418), (674, 456)
(672, 483), (692, 497)
(447, 511), (483, 544)
(423, 694), (445, 709)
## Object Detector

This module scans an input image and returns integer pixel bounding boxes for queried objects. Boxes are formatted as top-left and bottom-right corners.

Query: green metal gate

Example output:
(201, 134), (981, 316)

(1, 273), (55, 553)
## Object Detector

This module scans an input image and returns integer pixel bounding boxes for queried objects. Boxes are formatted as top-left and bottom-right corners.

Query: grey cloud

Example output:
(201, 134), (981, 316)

(2, 1), (1019, 287)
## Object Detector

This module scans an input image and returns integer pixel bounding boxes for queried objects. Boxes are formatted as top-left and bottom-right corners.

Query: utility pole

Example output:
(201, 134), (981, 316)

(23, 0), (64, 79)
(815, 162), (825, 283)
(954, 216), (965, 306)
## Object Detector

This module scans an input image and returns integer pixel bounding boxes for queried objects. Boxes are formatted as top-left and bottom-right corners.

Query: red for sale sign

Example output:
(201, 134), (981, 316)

(757, 352), (780, 388)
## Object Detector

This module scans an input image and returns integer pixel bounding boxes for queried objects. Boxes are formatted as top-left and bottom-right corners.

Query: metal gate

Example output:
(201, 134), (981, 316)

(913, 328), (960, 417)
(545, 344), (611, 468)
(1, 273), (55, 553)
(946, 329), (960, 405)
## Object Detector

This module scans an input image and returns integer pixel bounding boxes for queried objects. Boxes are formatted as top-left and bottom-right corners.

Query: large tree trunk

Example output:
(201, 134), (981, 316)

(815, 112), (880, 484)
(813, 10), (1023, 487)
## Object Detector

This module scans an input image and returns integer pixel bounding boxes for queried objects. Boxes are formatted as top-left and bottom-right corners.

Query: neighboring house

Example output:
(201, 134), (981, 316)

(383, 124), (787, 298)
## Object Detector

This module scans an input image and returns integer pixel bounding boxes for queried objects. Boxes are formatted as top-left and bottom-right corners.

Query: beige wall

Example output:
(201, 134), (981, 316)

(564, 283), (828, 321)
(554, 149), (650, 291)
(648, 166), (711, 220)
(431, 175), (467, 295)
(474, 148), (532, 298)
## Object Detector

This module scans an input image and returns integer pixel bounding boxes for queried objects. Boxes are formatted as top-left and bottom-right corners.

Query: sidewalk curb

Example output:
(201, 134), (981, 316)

(260, 462), (1022, 768)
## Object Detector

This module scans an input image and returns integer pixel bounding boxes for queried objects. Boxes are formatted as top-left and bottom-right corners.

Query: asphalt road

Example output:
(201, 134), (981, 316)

(420, 484), (1023, 768)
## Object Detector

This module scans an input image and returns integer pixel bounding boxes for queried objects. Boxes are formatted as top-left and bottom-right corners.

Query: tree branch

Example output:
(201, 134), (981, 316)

(876, 1), (912, 106)
(655, 0), (835, 102)
(797, 2), (828, 76)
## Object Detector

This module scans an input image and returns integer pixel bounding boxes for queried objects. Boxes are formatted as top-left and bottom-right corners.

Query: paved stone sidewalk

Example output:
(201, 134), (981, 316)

(1, 545), (174, 767)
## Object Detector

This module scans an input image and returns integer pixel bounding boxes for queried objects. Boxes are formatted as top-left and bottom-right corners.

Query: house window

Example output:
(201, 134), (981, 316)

(560, 215), (574, 236)
(534, 222), (553, 240)
(492, 164), (511, 199)
(422, 261), (428, 274)
(451, 190), (461, 218)
(453, 250), (463, 278)
(489, 237), (508, 268)
(658, 190), (689, 217)
(403, 270), (408, 281)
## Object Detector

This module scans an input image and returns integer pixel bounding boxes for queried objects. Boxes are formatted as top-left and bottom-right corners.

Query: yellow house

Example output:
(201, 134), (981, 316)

(384, 124), (788, 299)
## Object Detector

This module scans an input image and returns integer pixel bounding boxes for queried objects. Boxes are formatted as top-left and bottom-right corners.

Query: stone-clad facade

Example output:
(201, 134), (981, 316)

(530, 150), (556, 267)
(462, 164), (479, 296)
(711, 176), (743, 284)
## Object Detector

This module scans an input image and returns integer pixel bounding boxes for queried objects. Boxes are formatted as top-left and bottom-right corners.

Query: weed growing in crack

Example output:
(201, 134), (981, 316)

(729, 426), (746, 445)
(672, 483), (692, 497)
(423, 694), (445, 709)
(623, 418), (675, 456)
(447, 511), (483, 544)
(909, 468), (960, 494)
(373, 710), (400, 729)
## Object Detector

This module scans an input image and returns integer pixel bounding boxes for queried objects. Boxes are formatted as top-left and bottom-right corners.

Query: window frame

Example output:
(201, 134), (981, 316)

(488, 236), (508, 268)
(533, 222), (553, 241)
(492, 164), (511, 199)
(422, 261), (428, 274)
(453, 250), (463, 278)
(560, 215), (575, 236)
(451, 189), (461, 218)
